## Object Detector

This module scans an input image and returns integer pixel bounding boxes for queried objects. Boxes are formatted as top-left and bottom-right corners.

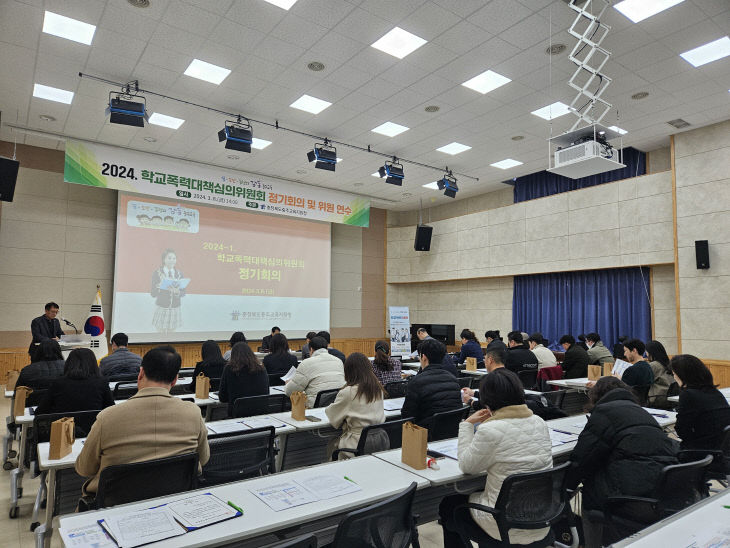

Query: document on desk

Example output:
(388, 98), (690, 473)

(207, 421), (250, 435)
(60, 523), (117, 548)
(99, 506), (185, 548)
(208, 393), (219, 401)
(295, 474), (362, 500)
(242, 416), (289, 429)
(166, 493), (241, 530)
(281, 366), (297, 383)
(251, 480), (319, 511)
(549, 430), (579, 446)
(428, 439), (459, 460)
(383, 397), (405, 411)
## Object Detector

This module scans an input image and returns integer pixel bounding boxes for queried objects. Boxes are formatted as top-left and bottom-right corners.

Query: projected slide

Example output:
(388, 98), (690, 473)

(112, 193), (331, 343)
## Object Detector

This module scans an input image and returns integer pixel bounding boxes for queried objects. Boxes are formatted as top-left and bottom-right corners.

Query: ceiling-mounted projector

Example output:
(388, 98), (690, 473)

(547, 124), (625, 179)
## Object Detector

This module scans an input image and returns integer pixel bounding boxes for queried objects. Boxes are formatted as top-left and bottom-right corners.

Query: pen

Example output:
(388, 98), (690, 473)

(552, 429), (575, 436)
(344, 476), (357, 483)
(227, 501), (244, 513)
(650, 413), (669, 418)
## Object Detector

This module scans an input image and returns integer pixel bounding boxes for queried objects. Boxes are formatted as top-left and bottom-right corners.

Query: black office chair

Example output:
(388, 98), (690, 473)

(517, 369), (538, 391)
(542, 389), (567, 410)
(332, 417), (415, 460)
(678, 425), (730, 487)
(106, 374), (138, 383)
(313, 388), (340, 408)
(384, 381), (408, 398)
(453, 462), (575, 548)
(269, 373), (285, 387)
(273, 534), (317, 548)
(112, 382), (137, 400)
(426, 407), (469, 442)
(331, 482), (418, 548)
(201, 426), (276, 486)
(632, 384), (651, 406)
(232, 394), (288, 418)
(23, 388), (49, 408)
(93, 452), (199, 509)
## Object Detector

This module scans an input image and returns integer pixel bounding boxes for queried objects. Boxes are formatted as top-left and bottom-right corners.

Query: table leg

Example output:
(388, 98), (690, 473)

(204, 404), (212, 422)
(275, 433), (288, 472)
(9, 422), (27, 518)
(34, 468), (56, 548)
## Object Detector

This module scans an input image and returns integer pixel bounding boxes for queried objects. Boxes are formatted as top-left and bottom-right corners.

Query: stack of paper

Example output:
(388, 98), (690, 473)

(549, 430), (579, 447)
(383, 397), (405, 411)
(242, 417), (288, 429)
(207, 421), (250, 435)
(428, 439), (459, 460)
(281, 367), (297, 383)
(251, 474), (361, 512)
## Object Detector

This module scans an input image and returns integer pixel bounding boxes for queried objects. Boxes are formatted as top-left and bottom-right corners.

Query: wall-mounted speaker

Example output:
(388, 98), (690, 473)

(695, 240), (709, 269)
(414, 225), (433, 252)
(0, 157), (20, 202)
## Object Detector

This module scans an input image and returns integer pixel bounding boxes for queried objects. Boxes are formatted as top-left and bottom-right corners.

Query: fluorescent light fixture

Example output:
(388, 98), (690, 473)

(680, 36), (730, 67)
(262, 0), (298, 9)
(371, 27), (427, 59)
(372, 121), (409, 137)
(336, 157), (343, 163)
(462, 70), (511, 94)
(251, 138), (272, 150)
(490, 158), (523, 170)
(148, 112), (185, 129)
(614, 0), (684, 23)
(607, 125), (628, 135)
(42, 10), (96, 45)
(531, 101), (571, 120)
(290, 94), (331, 114)
(422, 181), (440, 190)
(436, 142), (471, 155)
(371, 172), (381, 177)
(33, 83), (74, 104)
(184, 59), (231, 85)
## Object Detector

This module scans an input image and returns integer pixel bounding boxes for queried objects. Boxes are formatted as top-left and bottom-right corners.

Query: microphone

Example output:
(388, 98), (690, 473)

(61, 317), (74, 326)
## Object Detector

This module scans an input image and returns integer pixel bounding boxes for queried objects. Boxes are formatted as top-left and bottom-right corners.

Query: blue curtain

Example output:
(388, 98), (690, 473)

(512, 267), (652, 350)
(513, 147), (645, 203)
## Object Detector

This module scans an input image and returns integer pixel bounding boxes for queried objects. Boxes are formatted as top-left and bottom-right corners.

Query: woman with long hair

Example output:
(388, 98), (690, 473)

(646, 340), (674, 407)
(219, 342), (269, 416)
(263, 333), (298, 377)
(459, 328), (484, 365)
(189, 340), (227, 394)
(150, 248), (186, 333)
(370, 340), (402, 386)
(325, 352), (385, 459)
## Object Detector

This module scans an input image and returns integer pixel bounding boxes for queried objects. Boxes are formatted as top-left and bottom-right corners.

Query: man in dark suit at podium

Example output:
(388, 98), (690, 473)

(29, 302), (65, 356)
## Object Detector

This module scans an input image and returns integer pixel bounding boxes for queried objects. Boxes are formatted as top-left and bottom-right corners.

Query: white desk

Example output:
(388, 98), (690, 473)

(58, 456), (429, 548)
(667, 386), (730, 404)
(9, 406), (35, 517)
(547, 377), (591, 390)
(461, 368), (488, 377)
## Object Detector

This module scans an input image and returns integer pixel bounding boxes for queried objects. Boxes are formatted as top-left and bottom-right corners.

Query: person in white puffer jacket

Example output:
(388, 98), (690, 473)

(439, 368), (553, 547)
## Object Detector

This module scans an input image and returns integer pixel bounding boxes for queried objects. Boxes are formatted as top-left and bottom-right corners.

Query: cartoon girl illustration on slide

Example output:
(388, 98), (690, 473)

(151, 248), (188, 333)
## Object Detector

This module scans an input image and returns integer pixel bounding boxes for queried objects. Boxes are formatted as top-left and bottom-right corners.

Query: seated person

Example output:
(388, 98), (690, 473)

(559, 334), (590, 379)
(621, 339), (654, 389)
(504, 331), (539, 374)
(263, 333), (299, 377)
(223, 331), (246, 361)
(99, 333), (142, 378)
(316, 330), (346, 363)
(567, 377), (678, 548)
(484, 330), (507, 358)
(300, 331), (317, 360)
(370, 340), (403, 386)
(527, 332), (557, 369)
(219, 342), (269, 416)
(671, 354), (730, 450)
(75, 345), (209, 498)
(585, 332), (615, 366)
(36, 348), (114, 415)
(401, 339), (461, 427)
(439, 369), (553, 547)
(458, 329), (484, 365)
(646, 340), (674, 407)
(16, 339), (65, 391)
(284, 336), (345, 408)
(189, 340), (227, 393)
(261, 326), (280, 352)
(326, 353), (386, 459)
(461, 348), (506, 408)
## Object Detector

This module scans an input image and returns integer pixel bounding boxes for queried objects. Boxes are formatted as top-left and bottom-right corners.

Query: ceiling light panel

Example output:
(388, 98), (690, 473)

(436, 142), (471, 155)
(33, 83), (74, 104)
(462, 70), (511, 94)
(372, 121), (409, 137)
(680, 36), (730, 67)
(371, 27), (427, 59)
(290, 94), (332, 114)
(371, 172), (381, 177)
(490, 158), (523, 169)
(531, 101), (571, 120)
(262, 0), (298, 9)
(422, 182), (440, 189)
(184, 59), (231, 85)
(251, 138), (272, 150)
(148, 113), (185, 129)
(607, 125), (628, 135)
(42, 10), (96, 45)
(613, 0), (684, 23)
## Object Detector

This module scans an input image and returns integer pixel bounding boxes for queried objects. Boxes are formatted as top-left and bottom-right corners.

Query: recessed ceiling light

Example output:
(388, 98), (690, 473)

(143, 136), (157, 142)
(511, 135), (524, 141)
(227, 154), (240, 160)
(436, 142), (471, 155)
(307, 61), (325, 72)
(39, 114), (56, 122)
(372, 121), (409, 137)
(184, 59), (231, 85)
(371, 27), (427, 59)
(33, 83), (74, 104)
(631, 91), (649, 100)
(531, 101), (570, 120)
(43, 11), (96, 45)
(251, 138), (272, 150)
(424, 105), (440, 113)
(290, 94), (331, 114)
(490, 158), (523, 170)
(422, 182), (440, 190)
(462, 70), (511, 94)
(336, 157), (343, 163)
(607, 125), (628, 135)
(545, 44), (566, 55)
(680, 36), (730, 67)
(262, 0), (298, 9)
(148, 112), (184, 129)
(371, 172), (381, 177)
(614, 0), (684, 23)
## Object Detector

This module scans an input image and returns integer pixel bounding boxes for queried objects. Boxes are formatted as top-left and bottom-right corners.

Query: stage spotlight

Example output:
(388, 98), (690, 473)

(378, 158), (404, 186)
(306, 140), (337, 171)
(108, 92), (146, 127)
(218, 118), (253, 153)
(438, 171), (458, 198)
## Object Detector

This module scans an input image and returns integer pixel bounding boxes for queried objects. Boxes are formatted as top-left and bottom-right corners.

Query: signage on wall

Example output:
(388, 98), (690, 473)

(63, 140), (370, 227)
(389, 306), (412, 357)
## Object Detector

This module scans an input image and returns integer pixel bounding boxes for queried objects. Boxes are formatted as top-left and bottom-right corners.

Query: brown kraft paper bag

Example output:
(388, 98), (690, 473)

(401, 421), (428, 470)
(49, 417), (75, 460)
(6, 370), (20, 391)
(13, 386), (32, 418)
(290, 391), (307, 421)
(465, 357), (477, 371)
(195, 373), (210, 399)
(587, 364), (602, 381)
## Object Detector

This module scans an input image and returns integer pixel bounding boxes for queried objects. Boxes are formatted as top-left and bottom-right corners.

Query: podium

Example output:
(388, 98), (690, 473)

(58, 335), (94, 360)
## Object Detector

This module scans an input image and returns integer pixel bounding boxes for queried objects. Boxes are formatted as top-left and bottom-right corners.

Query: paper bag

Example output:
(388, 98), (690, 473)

(587, 364), (602, 381)
(49, 417), (75, 460)
(6, 370), (20, 391)
(13, 386), (32, 418)
(465, 357), (477, 371)
(603, 363), (613, 377)
(290, 391), (306, 421)
(401, 421), (428, 470)
(195, 373), (210, 399)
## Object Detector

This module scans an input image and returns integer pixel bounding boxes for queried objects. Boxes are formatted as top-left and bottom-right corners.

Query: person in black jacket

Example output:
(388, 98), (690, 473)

(219, 342), (269, 416)
(261, 326), (280, 352)
(263, 333), (299, 377)
(504, 331), (539, 375)
(458, 329), (484, 366)
(671, 354), (730, 450)
(36, 348), (114, 414)
(189, 340), (227, 393)
(316, 331), (346, 363)
(16, 339), (65, 391)
(300, 331), (317, 360)
(401, 338), (462, 427)
(484, 330), (507, 361)
(559, 334), (590, 379)
(567, 377), (678, 548)
(29, 301), (65, 355)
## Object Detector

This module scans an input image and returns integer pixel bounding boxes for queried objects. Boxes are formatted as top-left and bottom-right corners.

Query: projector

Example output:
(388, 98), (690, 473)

(547, 125), (626, 179)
